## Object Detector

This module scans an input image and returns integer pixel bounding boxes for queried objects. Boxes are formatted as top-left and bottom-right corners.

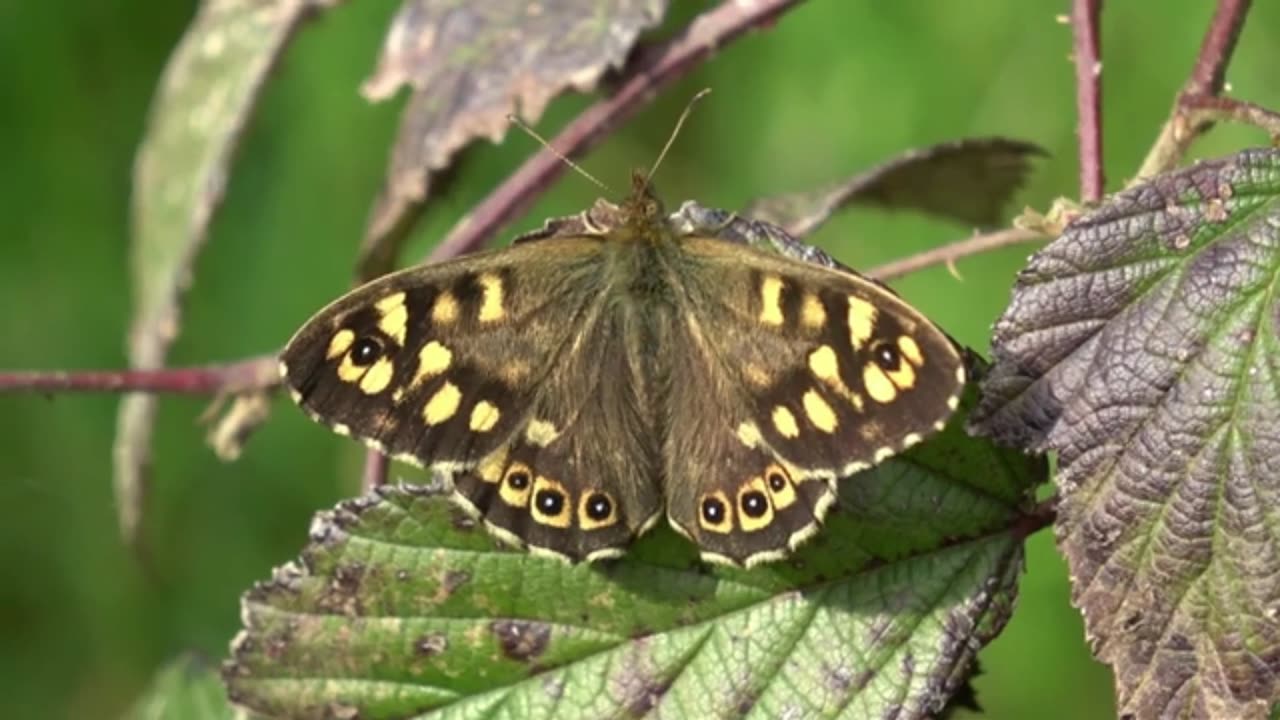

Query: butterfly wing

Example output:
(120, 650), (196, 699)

(281, 237), (661, 560)
(663, 236), (966, 566)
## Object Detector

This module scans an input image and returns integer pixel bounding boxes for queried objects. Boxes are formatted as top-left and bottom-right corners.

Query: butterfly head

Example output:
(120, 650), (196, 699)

(617, 170), (666, 235)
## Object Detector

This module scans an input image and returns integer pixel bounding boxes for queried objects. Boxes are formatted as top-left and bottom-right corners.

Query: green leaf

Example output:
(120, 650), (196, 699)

(743, 138), (1044, 239)
(118, 0), (342, 542)
(971, 148), (1280, 718)
(224, 396), (1043, 719)
(126, 654), (237, 720)
(358, 0), (669, 278)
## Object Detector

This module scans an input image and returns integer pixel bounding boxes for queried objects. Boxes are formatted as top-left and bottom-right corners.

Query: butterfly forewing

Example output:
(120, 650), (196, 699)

(280, 236), (665, 561)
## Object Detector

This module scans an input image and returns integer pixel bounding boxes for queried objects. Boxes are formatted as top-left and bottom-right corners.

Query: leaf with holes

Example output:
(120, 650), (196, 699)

(743, 138), (1044, 239)
(357, 0), (668, 278)
(119, 0), (342, 542)
(970, 148), (1280, 719)
(223, 393), (1044, 719)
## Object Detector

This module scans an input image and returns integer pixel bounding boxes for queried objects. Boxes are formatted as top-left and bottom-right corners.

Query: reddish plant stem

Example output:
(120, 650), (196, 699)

(1185, 0), (1251, 95)
(1135, 0), (1253, 179)
(866, 227), (1045, 282)
(429, 0), (805, 262)
(0, 356), (278, 394)
(1071, 0), (1104, 202)
(362, 451), (390, 494)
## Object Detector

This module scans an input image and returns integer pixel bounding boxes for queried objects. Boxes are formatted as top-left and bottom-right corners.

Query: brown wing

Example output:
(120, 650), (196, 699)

(280, 236), (662, 560)
(662, 237), (965, 566)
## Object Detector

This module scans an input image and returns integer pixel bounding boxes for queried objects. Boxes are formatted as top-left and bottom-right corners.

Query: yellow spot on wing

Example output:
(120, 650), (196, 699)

(772, 405), (800, 438)
(737, 477), (775, 532)
(847, 297), (877, 349)
(327, 329), (354, 360)
(763, 465), (797, 510)
(469, 400), (501, 432)
(423, 381), (462, 424)
(736, 421), (763, 448)
(337, 356), (365, 383)
(432, 291), (459, 324)
(758, 275), (785, 326)
(531, 476), (572, 528)
(499, 463), (533, 507)
(525, 419), (559, 447)
(477, 273), (505, 323)
(358, 357), (395, 394)
(376, 292), (408, 345)
(810, 345), (864, 412)
(415, 341), (452, 384)
(887, 361), (917, 390)
(803, 389), (838, 432)
(863, 364), (897, 403)
(801, 293), (826, 328)
(698, 490), (733, 534)
(809, 345), (839, 382)
(897, 335), (924, 367)
(578, 491), (618, 530)
(477, 448), (508, 484)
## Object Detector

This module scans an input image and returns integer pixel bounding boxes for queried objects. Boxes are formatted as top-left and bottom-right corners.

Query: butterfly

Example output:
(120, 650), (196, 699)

(279, 172), (965, 567)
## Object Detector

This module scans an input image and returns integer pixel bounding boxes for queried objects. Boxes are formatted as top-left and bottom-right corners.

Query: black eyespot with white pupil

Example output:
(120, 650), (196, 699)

(874, 342), (901, 371)
(741, 490), (769, 518)
(767, 472), (787, 492)
(585, 493), (612, 521)
(350, 336), (383, 366)
(536, 489), (564, 515)
(506, 471), (530, 489)
(701, 497), (726, 524)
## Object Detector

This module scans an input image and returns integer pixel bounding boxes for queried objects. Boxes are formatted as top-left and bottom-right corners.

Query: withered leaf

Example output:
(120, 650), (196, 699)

(744, 138), (1045, 239)
(971, 149), (1280, 719)
(119, 0), (341, 542)
(358, 0), (669, 279)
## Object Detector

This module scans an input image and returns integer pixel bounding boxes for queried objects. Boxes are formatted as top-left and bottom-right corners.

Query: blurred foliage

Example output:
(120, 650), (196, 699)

(3, 1), (1280, 718)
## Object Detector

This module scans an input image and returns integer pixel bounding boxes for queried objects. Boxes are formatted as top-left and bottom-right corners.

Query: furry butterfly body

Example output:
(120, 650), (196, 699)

(281, 174), (964, 567)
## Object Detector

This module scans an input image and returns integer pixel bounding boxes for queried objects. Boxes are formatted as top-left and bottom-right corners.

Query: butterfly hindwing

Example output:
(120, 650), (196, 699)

(449, 302), (666, 560)
(661, 235), (965, 565)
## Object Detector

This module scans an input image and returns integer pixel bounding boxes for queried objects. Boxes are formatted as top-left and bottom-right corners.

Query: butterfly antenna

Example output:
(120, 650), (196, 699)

(506, 113), (610, 193)
(644, 88), (712, 186)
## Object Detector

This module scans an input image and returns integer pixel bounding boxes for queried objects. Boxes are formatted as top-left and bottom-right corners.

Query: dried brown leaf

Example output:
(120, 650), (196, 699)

(118, 0), (340, 541)
(358, 0), (669, 279)
(744, 138), (1045, 239)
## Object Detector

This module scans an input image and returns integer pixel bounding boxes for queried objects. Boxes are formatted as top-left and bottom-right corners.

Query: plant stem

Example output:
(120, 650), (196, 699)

(1072, 0), (1104, 202)
(1134, 0), (1253, 180)
(0, 356), (278, 394)
(866, 228), (1045, 282)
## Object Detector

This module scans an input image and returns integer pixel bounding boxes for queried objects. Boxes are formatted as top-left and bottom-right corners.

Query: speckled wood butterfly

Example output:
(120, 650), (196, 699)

(280, 173), (965, 567)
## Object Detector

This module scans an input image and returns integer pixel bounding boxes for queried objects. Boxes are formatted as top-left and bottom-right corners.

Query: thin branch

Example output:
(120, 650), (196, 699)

(429, 0), (805, 262)
(1182, 94), (1280, 137)
(1071, 0), (1104, 202)
(1185, 0), (1251, 96)
(362, 451), (390, 494)
(0, 355), (279, 395)
(1135, 0), (1253, 180)
(865, 227), (1046, 282)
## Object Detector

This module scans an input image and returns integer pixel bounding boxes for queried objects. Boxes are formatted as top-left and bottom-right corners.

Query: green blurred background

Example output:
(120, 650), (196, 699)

(4, 1), (1279, 718)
